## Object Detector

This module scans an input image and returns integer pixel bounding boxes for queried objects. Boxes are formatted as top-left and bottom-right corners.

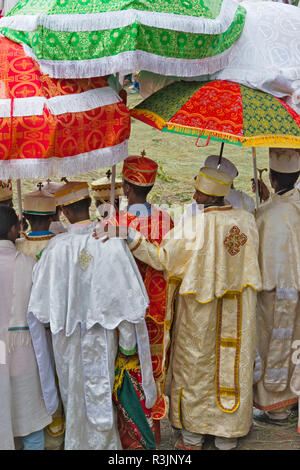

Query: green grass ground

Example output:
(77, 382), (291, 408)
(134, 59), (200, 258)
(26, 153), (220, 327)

(12, 91), (269, 215)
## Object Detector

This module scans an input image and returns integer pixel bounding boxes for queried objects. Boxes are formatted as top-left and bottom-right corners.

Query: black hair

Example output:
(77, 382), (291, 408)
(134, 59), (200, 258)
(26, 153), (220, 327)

(124, 180), (153, 198)
(24, 213), (54, 226)
(204, 194), (225, 206)
(0, 206), (18, 239)
(214, 195), (225, 204)
(270, 169), (300, 191)
(64, 197), (91, 214)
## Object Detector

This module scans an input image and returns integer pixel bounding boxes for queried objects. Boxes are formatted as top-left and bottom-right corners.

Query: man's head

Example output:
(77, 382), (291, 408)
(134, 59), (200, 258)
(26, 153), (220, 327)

(36, 180), (64, 222)
(91, 173), (123, 214)
(122, 179), (153, 204)
(61, 197), (91, 224)
(269, 148), (300, 192)
(54, 181), (90, 224)
(269, 169), (300, 192)
(24, 213), (55, 233)
(122, 151), (158, 205)
(193, 167), (233, 207)
(23, 186), (57, 232)
(0, 180), (13, 208)
(0, 206), (20, 242)
(193, 188), (225, 206)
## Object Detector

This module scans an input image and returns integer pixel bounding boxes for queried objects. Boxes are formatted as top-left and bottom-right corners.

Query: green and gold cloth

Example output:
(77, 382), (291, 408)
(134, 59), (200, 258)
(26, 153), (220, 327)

(1, 0), (246, 78)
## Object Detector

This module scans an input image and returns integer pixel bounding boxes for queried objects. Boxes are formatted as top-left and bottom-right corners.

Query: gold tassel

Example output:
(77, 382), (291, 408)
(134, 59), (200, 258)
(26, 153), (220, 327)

(113, 355), (141, 401)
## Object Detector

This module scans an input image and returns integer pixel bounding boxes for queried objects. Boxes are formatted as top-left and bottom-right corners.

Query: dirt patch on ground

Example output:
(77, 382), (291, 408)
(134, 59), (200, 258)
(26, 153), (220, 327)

(159, 412), (300, 450)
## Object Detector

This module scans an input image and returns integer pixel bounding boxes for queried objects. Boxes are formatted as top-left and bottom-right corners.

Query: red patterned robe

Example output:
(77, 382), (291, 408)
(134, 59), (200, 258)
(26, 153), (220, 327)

(107, 202), (173, 449)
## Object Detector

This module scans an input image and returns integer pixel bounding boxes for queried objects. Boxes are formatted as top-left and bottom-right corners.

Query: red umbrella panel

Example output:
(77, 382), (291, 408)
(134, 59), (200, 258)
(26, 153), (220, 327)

(0, 36), (130, 179)
(131, 80), (300, 148)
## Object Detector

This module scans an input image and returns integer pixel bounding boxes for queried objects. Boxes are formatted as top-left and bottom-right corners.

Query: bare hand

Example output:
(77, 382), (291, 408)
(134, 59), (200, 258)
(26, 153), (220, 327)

(97, 201), (117, 220)
(251, 178), (270, 202)
(93, 221), (129, 242)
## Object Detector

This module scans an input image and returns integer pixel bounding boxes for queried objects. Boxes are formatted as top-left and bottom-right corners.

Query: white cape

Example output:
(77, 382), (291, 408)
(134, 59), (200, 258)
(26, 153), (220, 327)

(27, 233), (157, 448)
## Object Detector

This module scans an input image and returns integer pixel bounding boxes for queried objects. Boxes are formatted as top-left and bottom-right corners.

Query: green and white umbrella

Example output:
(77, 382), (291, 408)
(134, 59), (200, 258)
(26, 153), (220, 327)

(0, 0), (246, 79)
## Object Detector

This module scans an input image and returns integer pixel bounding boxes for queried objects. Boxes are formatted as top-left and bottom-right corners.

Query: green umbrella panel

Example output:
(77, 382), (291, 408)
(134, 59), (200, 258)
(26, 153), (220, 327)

(1, 0), (246, 78)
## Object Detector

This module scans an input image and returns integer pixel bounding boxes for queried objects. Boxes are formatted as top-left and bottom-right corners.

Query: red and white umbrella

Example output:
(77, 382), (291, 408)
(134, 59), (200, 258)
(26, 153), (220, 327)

(0, 36), (130, 180)
(0, 35), (131, 217)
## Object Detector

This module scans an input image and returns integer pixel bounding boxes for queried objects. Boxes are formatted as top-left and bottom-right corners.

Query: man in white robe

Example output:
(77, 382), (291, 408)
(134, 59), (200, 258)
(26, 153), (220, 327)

(253, 148), (300, 425)
(0, 206), (56, 450)
(27, 231), (157, 450)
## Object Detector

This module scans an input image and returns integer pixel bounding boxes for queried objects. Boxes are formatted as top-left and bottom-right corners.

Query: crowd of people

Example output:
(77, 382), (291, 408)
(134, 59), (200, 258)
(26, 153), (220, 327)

(0, 147), (300, 450)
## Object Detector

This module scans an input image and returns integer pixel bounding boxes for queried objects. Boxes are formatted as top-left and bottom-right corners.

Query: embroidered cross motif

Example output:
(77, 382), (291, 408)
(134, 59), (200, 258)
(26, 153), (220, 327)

(224, 226), (248, 256)
(78, 249), (93, 270)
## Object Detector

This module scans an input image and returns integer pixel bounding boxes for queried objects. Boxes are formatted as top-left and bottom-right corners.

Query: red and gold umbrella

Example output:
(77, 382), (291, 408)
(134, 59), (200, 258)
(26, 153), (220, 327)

(0, 36), (130, 180)
(131, 80), (300, 148)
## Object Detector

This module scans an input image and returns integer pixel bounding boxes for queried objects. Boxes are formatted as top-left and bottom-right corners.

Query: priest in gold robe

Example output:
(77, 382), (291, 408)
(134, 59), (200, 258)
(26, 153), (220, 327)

(95, 166), (262, 450)
(253, 148), (300, 425)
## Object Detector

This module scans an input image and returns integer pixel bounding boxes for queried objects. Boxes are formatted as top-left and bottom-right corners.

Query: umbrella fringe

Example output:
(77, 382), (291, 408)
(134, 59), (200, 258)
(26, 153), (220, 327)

(131, 111), (300, 148)
(165, 124), (300, 148)
(46, 87), (122, 115)
(22, 44), (235, 79)
(165, 123), (242, 144)
(0, 140), (129, 179)
(130, 109), (165, 130)
(0, 87), (121, 118)
(243, 135), (300, 148)
(1, 1), (241, 36)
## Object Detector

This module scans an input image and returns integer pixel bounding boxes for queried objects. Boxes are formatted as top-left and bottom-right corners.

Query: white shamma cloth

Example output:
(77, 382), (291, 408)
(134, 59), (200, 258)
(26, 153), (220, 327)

(27, 233), (157, 450)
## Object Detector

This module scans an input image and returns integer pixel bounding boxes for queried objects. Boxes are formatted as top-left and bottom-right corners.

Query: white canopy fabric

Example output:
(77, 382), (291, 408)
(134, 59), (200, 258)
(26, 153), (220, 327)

(215, 1), (300, 113)
(139, 1), (300, 115)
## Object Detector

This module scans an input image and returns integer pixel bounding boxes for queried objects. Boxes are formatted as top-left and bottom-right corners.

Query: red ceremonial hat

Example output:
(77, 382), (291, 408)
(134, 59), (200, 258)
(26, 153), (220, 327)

(122, 150), (158, 187)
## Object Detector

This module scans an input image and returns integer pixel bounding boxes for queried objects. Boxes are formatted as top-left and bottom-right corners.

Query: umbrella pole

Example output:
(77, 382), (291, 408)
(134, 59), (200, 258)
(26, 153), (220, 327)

(110, 165), (116, 214)
(252, 147), (259, 209)
(217, 143), (225, 168)
(16, 179), (23, 231)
